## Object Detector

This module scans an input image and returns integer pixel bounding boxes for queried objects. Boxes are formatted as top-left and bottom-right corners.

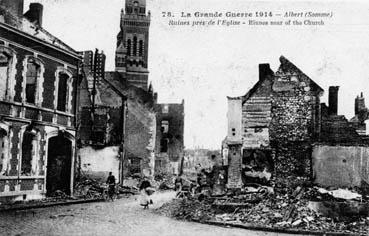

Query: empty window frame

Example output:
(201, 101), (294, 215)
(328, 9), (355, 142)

(160, 138), (168, 153)
(0, 52), (11, 100)
(161, 120), (169, 133)
(25, 58), (41, 104)
(57, 73), (69, 112)
(0, 127), (9, 176)
(162, 104), (169, 113)
(21, 130), (38, 176)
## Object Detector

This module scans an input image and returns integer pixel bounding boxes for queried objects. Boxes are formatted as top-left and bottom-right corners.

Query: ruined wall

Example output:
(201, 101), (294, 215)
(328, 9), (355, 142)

(78, 146), (120, 183)
(269, 56), (322, 178)
(124, 99), (156, 177)
(242, 77), (273, 149)
(312, 145), (369, 188)
(321, 115), (362, 144)
(227, 98), (243, 142)
(154, 102), (184, 176)
(227, 144), (243, 188)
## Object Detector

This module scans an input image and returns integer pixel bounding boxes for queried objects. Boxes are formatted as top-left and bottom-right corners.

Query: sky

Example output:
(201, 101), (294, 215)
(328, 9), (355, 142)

(24, 0), (369, 149)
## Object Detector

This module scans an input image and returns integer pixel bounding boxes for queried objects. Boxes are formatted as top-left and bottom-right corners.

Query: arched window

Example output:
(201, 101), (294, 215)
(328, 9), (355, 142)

(21, 131), (34, 175)
(0, 126), (9, 176)
(127, 39), (131, 56)
(133, 36), (137, 56)
(25, 58), (41, 104)
(139, 40), (143, 57)
(0, 52), (11, 100)
(55, 68), (73, 113)
(57, 73), (69, 112)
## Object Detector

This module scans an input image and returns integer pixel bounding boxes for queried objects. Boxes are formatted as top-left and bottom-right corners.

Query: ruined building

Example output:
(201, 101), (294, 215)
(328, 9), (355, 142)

(0, 0), (81, 201)
(154, 101), (185, 176)
(77, 50), (127, 183)
(314, 89), (369, 189)
(77, 0), (184, 180)
(320, 87), (364, 144)
(224, 56), (369, 189)
(111, 0), (184, 178)
(225, 56), (323, 188)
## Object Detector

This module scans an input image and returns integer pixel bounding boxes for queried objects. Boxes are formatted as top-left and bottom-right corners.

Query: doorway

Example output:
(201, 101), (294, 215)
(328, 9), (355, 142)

(46, 134), (72, 196)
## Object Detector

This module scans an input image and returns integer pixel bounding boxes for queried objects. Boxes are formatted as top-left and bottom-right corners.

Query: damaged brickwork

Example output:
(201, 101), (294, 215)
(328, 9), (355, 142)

(225, 56), (323, 186)
(270, 56), (322, 178)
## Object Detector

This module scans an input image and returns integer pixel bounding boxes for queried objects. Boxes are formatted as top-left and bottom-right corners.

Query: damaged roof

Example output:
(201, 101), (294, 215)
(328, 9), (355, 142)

(0, 5), (79, 58)
(238, 56), (324, 104)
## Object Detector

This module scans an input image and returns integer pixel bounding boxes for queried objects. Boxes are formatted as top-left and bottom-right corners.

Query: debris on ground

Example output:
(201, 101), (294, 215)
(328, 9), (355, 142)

(156, 178), (369, 235)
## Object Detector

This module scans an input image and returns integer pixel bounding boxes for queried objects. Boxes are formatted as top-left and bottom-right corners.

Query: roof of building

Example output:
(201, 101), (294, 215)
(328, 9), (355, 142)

(104, 71), (155, 106)
(0, 5), (79, 57)
(236, 56), (324, 104)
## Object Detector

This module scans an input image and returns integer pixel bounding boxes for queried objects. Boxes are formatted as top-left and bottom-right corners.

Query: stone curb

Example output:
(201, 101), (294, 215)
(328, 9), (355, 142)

(0, 198), (104, 212)
(193, 220), (363, 236)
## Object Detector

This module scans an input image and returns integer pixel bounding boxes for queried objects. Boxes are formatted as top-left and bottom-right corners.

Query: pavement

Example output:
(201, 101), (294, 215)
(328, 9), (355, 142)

(0, 191), (312, 236)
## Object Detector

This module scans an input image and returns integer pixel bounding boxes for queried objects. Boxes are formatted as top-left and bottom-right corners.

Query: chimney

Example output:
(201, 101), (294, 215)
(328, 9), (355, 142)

(328, 86), (339, 116)
(24, 3), (43, 27)
(258, 63), (272, 81)
(0, 0), (24, 23)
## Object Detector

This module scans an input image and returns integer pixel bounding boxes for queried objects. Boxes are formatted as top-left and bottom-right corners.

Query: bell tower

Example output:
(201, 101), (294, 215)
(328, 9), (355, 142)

(115, 0), (151, 90)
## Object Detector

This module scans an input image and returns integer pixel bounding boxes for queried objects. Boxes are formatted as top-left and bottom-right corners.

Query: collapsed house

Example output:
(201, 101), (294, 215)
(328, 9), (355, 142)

(0, 0), (81, 201)
(223, 56), (369, 189)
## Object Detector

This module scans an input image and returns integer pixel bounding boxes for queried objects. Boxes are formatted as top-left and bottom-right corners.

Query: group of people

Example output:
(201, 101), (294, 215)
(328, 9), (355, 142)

(105, 172), (154, 209)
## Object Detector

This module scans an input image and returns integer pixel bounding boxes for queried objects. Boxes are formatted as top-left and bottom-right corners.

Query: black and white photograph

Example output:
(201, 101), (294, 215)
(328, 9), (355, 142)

(0, 0), (369, 235)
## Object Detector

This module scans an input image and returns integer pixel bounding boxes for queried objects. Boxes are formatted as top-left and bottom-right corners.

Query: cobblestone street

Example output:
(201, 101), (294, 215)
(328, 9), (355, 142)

(0, 191), (305, 236)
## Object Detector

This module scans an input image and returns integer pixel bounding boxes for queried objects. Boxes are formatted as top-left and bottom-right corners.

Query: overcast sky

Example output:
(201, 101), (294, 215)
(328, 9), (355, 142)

(24, 0), (369, 149)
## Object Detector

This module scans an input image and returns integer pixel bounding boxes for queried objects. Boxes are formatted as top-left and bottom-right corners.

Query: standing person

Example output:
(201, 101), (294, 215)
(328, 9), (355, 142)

(139, 177), (151, 209)
(106, 172), (116, 201)
(174, 174), (183, 192)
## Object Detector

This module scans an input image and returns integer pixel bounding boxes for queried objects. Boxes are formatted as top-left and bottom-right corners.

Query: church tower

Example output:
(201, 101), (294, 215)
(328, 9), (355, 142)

(115, 0), (151, 90)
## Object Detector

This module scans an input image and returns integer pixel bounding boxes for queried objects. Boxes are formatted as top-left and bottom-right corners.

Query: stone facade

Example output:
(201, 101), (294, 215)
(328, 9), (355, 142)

(0, 1), (80, 202)
(270, 56), (323, 177)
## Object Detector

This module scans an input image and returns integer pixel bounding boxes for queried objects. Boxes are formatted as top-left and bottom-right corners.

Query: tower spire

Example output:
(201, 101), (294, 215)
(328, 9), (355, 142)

(115, 0), (151, 90)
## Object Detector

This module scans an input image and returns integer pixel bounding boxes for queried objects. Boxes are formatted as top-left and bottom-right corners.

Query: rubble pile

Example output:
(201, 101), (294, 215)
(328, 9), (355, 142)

(156, 197), (215, 222)
(156, 182), (369, 234)
(74, 179), (105, 199)
(155, 174), (175, 190)
(48, 190), (71, 201)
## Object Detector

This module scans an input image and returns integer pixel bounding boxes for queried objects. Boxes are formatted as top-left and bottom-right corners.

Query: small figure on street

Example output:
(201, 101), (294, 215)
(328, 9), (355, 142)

(106, 172), (116, 201)
(174, 174), (183, 192)
(139, 177), (152, 209)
